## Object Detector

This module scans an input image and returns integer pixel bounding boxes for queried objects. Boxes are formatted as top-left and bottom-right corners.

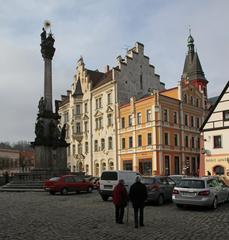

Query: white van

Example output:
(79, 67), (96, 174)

(99, 170), (140, 201)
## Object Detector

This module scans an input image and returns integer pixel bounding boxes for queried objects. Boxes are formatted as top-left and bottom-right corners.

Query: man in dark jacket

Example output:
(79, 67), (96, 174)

(112, 179), (129, 224)
(129, 176), (147, 228)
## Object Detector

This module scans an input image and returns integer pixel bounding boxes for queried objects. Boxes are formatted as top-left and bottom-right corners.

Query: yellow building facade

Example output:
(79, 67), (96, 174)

(118, 81), (205, 176)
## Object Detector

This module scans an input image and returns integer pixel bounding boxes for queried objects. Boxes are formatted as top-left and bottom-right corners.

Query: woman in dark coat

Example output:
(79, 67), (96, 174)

(129, 176), (147, 228)
(112, 179), (128, 224)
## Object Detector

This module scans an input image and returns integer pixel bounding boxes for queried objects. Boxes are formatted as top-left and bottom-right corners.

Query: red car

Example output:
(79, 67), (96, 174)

(43, 175), (94, 195)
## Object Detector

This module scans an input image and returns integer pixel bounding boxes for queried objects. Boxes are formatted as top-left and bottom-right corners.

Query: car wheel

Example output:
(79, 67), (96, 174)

(101, 195), (109, 201)
(176, 204), (183, 208)
(87, 187), (93, 193)
(157, 195), (164, 205)
(61, 188), (68, 195)
(212, 197), (218, 209)
(49, 191), (55, 195)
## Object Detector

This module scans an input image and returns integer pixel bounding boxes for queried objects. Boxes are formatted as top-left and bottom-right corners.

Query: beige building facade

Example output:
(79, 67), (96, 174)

(58, 42), (164, 176)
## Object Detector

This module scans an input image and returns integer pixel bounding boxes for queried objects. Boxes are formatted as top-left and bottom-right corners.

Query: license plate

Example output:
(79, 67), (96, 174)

(181, 192), (196, 197)
(104, 185), (112, 189)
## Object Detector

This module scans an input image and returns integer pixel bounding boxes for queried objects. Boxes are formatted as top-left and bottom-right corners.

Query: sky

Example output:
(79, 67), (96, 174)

(0, 0), (229, 143)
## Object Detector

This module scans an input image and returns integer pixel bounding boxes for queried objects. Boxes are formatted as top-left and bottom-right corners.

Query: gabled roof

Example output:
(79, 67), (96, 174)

(200, 81), (229, 131)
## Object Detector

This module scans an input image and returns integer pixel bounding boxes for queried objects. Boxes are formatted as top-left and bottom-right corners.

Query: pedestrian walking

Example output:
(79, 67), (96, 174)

(129, 176), (147, 228)
(112, 179), (129, 224)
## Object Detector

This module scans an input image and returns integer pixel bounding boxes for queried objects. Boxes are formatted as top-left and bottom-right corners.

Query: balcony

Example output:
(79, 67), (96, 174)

(72, 132), (83, 142)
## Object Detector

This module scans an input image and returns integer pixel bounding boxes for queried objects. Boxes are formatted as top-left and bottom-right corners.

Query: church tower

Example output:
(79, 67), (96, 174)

(181, 33), (208, 106)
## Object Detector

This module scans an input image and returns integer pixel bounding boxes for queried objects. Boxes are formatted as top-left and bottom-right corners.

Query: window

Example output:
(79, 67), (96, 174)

(190, 116), (194, 127)
(185, 114), (188, 126)
(196, 98), (199, 107)
(107, 114), (112, 126)
(184, 94), (187, 104)
(173, 112), (178, 124)
(84, 102), (88, 113)
(196, 117), (200, 128)
(190, 96), (194, 105)
(84, 121), (88, 132)
(72, 144), (75, 155)
(185, 136), (189, 148)
(147, 133), (152, 145)
(191, 137), (195, 148)
(123, 160), (133, 171)
(197, 138), (200, 149)
(85, 142), (88, 154)
(76, 122), (81, 133)
(213, 135), (222, 148)
(137, 112), (142, 125)
(174, 134), (178, 146)
(138, 135), (142, 147)
(101, 138), (105, 151)
(78, 143), (82, 154)
(174, 156), (180, 175)
(165, 156), (170, 176)
(163, 109), (168, 122)
(129, 136), (133, 148)
(121, 117), (125, 128)
(140, 73), (143, 89)
(146, 110), (151, 122)
(96, 117), (103, 129)
(223, 110), (229, 121)
(164, 132), (169, 145)
(96, 97), (102, 109)
(128, 115), (133, 127)
(76, 104), (81, 115)
(108, 137), (113, 150)
(122, 138), (125, 149)
(107, 93), (112, 105)
(94, 140), (98, 152)
(64, 111), (69, 123)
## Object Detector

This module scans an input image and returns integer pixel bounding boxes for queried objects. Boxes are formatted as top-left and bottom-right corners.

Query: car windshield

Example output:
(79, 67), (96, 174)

(101, 172), (118, 180)
(178, 180), (205, 189)
(49, 177), (60, 181)
(142, 178), (155, 184)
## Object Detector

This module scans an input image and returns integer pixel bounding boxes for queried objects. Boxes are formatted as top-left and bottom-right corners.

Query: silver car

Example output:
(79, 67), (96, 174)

(172, 177), (229, 209)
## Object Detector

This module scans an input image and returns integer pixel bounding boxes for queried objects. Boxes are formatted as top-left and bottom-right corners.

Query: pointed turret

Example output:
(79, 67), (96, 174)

(72, 79), (83, 97)
(181, 33), (208, 99)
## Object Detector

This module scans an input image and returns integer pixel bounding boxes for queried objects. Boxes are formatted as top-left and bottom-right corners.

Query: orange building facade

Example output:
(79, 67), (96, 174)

(118, 81), (205, 176)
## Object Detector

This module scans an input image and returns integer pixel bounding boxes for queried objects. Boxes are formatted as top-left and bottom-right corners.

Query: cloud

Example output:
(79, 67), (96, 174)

(0, 0), (229, 142)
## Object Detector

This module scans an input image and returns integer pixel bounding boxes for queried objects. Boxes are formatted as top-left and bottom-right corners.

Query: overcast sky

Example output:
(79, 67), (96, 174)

(0, 0), (228, 143)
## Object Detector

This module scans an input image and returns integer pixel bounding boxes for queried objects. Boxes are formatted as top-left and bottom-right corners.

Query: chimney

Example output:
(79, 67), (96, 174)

(104, 65), (110, 73)
(67, 90), (71, 96)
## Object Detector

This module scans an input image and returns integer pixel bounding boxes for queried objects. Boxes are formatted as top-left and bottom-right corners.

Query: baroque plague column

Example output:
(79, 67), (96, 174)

(31, 25), (69, 173)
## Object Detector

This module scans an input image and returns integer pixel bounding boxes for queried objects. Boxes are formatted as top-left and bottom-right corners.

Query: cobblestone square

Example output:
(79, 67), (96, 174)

(0, 191), (228, 240)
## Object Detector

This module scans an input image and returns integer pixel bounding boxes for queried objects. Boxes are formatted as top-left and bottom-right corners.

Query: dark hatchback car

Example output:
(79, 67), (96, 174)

(142, 176), (175, 205)
(44, 175), (94, 195)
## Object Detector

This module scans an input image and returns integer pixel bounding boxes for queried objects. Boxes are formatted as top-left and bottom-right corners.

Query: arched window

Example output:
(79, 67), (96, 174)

(102, 162), (106, 171)
(109, 161), (114, 170)
(213, 165), (224, 175)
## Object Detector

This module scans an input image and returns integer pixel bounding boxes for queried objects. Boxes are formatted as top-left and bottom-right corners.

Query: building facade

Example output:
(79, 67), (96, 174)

(58, 42), (163, 176)
(118, 80), (205, 176)
(200, 81), (229, 179)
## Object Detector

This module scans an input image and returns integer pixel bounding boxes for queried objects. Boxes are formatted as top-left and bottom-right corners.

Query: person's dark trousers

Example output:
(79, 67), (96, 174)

(134, 206), (144, 227)
(115, 205), (124, 223)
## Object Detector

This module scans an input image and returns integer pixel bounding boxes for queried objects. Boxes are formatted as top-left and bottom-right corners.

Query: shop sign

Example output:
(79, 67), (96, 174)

(206, 156), (229, 164)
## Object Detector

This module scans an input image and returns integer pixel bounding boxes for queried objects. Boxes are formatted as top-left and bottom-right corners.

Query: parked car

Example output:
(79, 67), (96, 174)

(142, 176), (175, 205)
(169, 175), (187, 186)
(43, 175), (94, 195)
(172, 177), (229, 209)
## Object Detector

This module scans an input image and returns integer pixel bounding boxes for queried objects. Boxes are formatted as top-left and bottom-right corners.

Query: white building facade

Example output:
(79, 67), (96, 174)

(58, 42), (164, 176)
(201, 81), (229, 178)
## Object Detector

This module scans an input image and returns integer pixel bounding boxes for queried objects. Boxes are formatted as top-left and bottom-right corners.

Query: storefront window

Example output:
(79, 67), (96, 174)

(139, 160), (152, 176)
(123, 160), (132, 170)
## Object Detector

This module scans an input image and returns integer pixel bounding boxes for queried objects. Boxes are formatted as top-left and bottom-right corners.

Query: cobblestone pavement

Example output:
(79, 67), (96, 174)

(0, 191), (229, 240)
